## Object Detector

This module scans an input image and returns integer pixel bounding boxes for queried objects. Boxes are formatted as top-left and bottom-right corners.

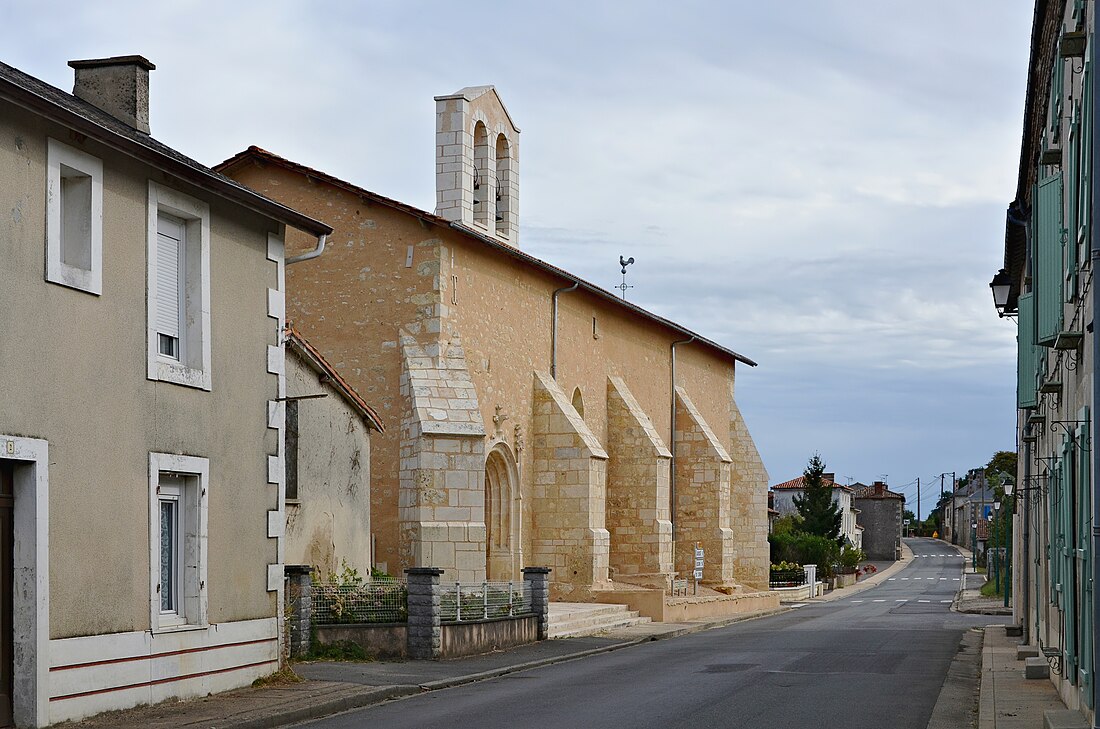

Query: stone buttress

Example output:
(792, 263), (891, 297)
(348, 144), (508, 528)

(605, 376), (673, 586)
(674, 387), (734, 586)
(399, 333), (487, 583)
(530, 371), (610, 599)
(727, 388), (769, 590)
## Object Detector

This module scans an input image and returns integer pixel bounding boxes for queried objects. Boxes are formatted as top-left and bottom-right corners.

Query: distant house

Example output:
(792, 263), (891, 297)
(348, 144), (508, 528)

(0, 55), (330, 724)
(771, 473), (861, 548)
(853, 482), (905, 560)
(284, 327), (384, 578)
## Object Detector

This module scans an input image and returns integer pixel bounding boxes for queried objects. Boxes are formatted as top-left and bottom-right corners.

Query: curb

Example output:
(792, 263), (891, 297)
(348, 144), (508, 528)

(225, 685), (421, 729)
(809, 543), (915, 603)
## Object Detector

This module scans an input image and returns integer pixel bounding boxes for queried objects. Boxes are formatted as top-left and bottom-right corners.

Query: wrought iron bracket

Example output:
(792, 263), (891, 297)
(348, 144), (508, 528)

(1042, 646), (1064, 677)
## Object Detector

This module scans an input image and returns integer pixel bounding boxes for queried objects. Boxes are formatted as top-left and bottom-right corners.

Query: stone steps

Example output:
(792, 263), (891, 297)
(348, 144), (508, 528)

(547, 602), (651, 638)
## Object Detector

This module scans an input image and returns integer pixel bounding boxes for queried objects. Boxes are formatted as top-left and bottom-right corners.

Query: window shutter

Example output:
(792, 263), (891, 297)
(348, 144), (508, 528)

(1063, 435), (1078, 681)
(1052, 459), (1062, 606)
(1067, 110), (1080, 301)
(156, 214), (183, 342)
(1036, 174), (1065, 344)
(1017, 293), (1038, 409)
(1081, 62), (1091, 251)
(1078, 408), (1093, 700)
(1052, 61), (1064, 143)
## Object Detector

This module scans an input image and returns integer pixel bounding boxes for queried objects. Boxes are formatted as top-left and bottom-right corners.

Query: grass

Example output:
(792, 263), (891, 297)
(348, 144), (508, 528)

(980, 578), (1010, 599)
(305, 640), (374, 662)
(251, 664), (304, 688)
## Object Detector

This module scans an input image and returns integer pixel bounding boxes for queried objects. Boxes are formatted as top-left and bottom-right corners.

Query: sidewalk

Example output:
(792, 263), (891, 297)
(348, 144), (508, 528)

(63, 607), (785, 729)
(977, 626), (1082, 729)
(951, 544), (1012, 616)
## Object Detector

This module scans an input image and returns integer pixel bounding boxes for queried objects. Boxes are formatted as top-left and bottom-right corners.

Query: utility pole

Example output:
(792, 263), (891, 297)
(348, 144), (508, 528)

(917, 477), (921, 534)
(940, 474), (944, 496)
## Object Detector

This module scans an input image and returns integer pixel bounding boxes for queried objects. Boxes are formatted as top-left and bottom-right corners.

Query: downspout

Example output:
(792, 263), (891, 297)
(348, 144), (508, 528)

(550, 282), (579, 379)
(669, 336), (695, 547)
(286, 233), (327, 265)
(1007, 202), (1031, 643)
(1090, 20), (1100, 721)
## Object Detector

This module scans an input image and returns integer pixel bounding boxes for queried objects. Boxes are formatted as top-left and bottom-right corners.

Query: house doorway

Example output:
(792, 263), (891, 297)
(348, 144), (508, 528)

(0, 462), (13, 728)
(484, 445), (516, 581)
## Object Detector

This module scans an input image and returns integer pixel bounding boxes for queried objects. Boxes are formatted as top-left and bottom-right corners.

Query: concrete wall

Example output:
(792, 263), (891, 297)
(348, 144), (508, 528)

(285, 350), (372, 577)
(440, 615), (537, 658)
(313, 623), (407, 659)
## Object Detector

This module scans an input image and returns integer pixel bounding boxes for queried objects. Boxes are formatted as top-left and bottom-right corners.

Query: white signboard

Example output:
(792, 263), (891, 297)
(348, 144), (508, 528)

(693, 569), (703, 580)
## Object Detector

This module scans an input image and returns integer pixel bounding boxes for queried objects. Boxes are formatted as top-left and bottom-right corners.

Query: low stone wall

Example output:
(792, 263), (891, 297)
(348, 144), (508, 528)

(769, 582), (823, 601)
(664, 591), (779, 622)
(313, 623), (408, 659)
(441, 616), (538, 658)
(596, 587), (778, 622)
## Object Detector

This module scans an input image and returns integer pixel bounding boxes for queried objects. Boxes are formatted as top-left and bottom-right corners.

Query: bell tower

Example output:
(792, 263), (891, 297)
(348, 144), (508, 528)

(434, 85), (520, 246)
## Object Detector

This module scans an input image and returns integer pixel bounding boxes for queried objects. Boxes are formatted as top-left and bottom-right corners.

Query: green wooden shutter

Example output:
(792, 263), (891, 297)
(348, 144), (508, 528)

(1052, 61), (1064, 144)
(1052, 456), (1063, 606)
(1067, 107), (1079, 301)
(1078, 409), (1093, 701)
(1036, 173), (1065, 344)
(1064, 435), (1078, 682)
(1018, 293), (1039, 409)
(1081, 62), (1092, 256)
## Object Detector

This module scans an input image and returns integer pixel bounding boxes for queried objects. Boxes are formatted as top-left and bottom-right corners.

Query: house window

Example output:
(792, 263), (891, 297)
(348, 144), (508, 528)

(147, 182), (211, 390)
(46, 138), (103, 294)
(149, 453), (208, 631)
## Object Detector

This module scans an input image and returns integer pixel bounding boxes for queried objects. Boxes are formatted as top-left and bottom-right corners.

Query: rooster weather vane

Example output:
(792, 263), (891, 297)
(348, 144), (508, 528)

(617, 255), (635, 300)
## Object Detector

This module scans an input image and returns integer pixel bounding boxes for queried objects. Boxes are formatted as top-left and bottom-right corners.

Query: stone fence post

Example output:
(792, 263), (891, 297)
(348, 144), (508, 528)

(284, 565), (314, 658)
(523, 567), (551, 640)
(406, 567), (444, 659)
(803, 564), (817, 598)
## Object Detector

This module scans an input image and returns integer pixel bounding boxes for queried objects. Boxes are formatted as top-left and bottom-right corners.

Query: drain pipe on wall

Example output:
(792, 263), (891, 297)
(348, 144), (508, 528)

(286, 233), (328, 265)
(669, 335), (695, 547)
(1090, 25), (1100, 723)
(550, 281), (579, 380)
(1006, 203), (1031, 644)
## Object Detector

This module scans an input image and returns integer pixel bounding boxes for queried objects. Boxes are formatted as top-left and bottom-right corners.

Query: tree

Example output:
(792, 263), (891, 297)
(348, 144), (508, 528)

(792, 454), (842, 542)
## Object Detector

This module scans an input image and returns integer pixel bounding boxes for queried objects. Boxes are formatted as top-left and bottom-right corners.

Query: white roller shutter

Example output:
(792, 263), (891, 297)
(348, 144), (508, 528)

(156, 213), (184, 353)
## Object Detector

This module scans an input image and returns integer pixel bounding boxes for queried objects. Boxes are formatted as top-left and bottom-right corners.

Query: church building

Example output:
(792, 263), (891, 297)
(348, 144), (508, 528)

(217, 85), (770, 599)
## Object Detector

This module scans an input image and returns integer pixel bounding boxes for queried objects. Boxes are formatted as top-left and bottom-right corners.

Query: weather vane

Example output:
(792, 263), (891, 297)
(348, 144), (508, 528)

(617, 255), (635, 299)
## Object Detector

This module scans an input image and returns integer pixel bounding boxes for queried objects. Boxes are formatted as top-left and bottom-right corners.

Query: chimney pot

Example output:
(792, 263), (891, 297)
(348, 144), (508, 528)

(69, 55), (155, 134)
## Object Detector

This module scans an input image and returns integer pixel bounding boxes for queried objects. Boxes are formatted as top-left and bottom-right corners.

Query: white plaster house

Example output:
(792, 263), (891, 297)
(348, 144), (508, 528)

(0, 55), (331, 725)
(284, 327), (384, 577)
(770, 473), (862, 549)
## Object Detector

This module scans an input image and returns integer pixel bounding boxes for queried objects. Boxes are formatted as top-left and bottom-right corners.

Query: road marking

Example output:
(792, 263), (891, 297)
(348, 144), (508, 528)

(787, 603), (807, 608)
(888, 578), (896, 581)
(901, 578), (909, 581)
(896, 599), (908, 602)
(940, 578), (948, 580)
(851, 600), (864, 603)
(952, 578), (960, 581)
(918, 600), (930, 603)
(941, 600), (952, 603)
(873, 599), (885, 603)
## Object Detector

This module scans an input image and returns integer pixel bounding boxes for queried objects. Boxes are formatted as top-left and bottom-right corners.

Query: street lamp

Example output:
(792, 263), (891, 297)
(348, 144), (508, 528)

(972, 522), (978, 568)
(993, 501), (1001, 594)
(989, 268), (1015, 318)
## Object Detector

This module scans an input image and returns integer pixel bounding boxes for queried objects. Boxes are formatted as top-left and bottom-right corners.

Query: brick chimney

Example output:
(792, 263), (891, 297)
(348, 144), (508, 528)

(873, 481), (886, 497)
(823, 473), (835, 483)
(69, 55), (155, 133)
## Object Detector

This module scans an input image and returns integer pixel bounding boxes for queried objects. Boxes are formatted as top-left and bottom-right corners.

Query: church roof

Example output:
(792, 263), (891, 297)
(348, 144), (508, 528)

(433, 85), (521, 132)
(215, 146), (757, 368)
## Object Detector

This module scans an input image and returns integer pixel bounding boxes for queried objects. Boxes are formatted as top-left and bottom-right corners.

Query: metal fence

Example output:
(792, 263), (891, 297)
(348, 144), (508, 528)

(312, 577), (408, 625)
(440, 581), (533, 622)
(768, 569), (806, 588)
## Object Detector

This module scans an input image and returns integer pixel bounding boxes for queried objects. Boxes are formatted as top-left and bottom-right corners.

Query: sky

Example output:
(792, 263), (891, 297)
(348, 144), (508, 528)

(0, 1), (1035, 519)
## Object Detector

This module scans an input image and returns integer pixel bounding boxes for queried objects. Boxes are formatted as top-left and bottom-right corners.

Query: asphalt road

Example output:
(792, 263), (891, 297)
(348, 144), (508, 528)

(295, 538), (999, 729)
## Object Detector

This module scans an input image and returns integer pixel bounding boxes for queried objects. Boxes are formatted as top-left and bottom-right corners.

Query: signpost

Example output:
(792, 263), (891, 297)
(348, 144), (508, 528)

(694, 545), (704, 594)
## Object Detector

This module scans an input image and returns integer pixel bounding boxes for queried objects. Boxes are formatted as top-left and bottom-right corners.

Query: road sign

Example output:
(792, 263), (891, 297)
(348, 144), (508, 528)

(693, 569), (703, 580)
